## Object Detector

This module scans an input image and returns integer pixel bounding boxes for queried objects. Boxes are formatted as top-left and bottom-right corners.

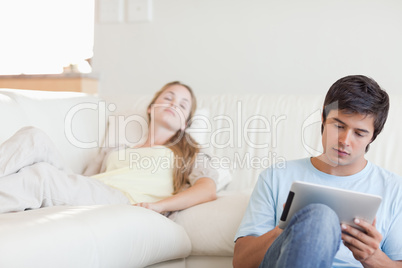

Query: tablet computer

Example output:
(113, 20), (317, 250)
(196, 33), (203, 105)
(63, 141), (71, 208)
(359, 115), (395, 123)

(278, 181), (382, 230)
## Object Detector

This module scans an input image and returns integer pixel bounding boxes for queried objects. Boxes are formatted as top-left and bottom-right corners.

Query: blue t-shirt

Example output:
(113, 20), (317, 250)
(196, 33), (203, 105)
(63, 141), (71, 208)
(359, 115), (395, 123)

(235, 158), (402, 267)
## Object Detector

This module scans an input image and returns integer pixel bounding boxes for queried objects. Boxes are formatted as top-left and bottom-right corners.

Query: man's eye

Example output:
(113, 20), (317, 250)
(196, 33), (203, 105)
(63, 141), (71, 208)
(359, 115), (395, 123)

(356, 132), (363, 137)
(334, 124), (343, 129)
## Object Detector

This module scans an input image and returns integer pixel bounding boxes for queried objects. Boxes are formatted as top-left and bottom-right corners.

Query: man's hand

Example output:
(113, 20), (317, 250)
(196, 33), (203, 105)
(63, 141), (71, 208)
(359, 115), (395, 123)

(341, 218), (382, 263)
(342, 218), (402, 267)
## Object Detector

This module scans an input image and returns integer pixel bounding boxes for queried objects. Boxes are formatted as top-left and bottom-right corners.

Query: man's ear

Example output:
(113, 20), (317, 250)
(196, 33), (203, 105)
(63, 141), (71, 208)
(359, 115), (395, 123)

(321, 105), (326, 123)
(321, 110), (325, 135)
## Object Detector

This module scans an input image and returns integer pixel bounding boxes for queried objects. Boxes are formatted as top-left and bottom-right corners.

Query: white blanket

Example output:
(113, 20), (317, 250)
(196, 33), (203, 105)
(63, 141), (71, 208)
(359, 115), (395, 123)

(0, 127), (130, 213)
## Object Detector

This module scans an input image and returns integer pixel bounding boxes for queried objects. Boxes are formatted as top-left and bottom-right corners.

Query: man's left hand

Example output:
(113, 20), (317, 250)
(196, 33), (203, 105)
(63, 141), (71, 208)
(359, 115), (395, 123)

(341, 218), (382, 263)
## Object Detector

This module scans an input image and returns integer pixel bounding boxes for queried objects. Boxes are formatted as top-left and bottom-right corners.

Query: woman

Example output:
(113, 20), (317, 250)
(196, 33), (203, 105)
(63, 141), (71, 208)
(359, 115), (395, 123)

(0, 81), (217, 214)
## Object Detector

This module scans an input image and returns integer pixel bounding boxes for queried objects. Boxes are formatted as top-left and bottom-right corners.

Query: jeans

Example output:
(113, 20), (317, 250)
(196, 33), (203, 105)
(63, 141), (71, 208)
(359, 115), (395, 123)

(259, 203), (341, 268)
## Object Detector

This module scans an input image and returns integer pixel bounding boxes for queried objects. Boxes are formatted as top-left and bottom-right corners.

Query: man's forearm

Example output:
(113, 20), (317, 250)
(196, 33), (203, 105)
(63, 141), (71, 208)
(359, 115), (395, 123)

(362, 250), (402, 268)
(233, 226), (282, 268)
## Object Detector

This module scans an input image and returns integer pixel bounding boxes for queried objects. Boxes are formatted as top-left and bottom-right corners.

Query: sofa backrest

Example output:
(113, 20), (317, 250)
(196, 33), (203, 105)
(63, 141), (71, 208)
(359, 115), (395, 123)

(102, 93), (402, 191)
(0, 88), (104, 174)
(2, 88), (401, 192)
(197, 94), (324, 190)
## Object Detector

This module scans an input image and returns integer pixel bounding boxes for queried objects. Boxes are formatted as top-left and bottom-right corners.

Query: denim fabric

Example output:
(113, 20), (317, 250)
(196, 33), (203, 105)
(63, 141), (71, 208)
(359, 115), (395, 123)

(259, 203), (341, 268)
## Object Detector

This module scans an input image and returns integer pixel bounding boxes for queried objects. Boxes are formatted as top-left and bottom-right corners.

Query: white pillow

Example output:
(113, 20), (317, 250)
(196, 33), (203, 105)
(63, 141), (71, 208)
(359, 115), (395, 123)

(185, 107), (211, 147)
(174, 190), (251, 256)
(214, 166), (232, 192)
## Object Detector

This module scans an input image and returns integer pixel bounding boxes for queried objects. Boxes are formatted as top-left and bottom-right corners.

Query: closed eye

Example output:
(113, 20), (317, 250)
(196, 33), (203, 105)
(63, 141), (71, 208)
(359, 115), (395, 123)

(334, 123), (344, 129)
(355, 132), (364, 137)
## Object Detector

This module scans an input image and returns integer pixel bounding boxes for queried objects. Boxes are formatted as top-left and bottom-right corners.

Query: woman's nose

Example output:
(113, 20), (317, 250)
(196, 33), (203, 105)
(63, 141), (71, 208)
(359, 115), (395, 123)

(169, 99), (179, 108)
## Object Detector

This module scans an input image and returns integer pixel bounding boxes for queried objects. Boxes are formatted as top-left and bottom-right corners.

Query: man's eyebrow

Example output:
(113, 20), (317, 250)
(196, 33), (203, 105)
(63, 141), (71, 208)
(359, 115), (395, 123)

(332, 117), (346, 125)
(332, 117), (370, 133)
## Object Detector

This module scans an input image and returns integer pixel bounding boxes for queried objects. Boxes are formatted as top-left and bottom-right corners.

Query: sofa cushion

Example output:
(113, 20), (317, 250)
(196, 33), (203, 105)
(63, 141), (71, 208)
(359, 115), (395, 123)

(0, 205), (191, 268)
(174, 190), (251, 256)
(0, 89), (105, 174)
(0, 93), (30, 144)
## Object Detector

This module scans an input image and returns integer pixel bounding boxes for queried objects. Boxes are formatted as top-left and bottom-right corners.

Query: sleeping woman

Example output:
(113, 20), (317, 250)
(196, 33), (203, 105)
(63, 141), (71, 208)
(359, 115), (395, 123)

(0, 81), (218, 214)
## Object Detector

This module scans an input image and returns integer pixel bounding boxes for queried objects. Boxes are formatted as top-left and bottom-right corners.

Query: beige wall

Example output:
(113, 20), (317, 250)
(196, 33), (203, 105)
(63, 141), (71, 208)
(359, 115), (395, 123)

(93, 0), (402, 97)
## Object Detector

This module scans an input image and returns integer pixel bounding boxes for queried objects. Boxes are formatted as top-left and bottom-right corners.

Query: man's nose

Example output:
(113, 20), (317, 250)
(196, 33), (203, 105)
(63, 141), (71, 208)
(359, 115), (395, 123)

(339, 130), (351, 146)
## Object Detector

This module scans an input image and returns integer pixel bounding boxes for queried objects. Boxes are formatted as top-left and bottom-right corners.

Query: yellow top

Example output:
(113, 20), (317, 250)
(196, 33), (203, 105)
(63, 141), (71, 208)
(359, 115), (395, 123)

(92, 146), (174, 204)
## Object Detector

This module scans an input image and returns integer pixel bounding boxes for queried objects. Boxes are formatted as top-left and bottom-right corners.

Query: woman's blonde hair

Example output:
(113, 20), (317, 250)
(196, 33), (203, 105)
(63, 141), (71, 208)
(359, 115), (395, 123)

(147, 81), (200, 194)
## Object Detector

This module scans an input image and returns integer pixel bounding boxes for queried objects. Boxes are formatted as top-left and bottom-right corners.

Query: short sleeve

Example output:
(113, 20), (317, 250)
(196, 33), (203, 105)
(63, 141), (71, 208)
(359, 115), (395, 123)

(188, 153), (220, 188)
(234, 168), (277, 241)
(380, 182), (402, 261)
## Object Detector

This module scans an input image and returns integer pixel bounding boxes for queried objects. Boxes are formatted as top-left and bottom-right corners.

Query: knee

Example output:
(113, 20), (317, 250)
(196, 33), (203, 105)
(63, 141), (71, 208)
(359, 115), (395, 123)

(279, 204), (342, 262)
(303, 203), (339, 224)
(290, 203), (341, 237)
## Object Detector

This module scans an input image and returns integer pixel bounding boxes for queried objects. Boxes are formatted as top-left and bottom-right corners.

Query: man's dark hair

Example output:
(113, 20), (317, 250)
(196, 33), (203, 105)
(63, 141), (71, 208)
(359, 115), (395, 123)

(322, 75), (389, 152)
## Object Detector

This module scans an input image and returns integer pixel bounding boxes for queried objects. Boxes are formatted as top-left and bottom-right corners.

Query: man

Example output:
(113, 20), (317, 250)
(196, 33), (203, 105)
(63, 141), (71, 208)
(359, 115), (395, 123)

(233, 75), (402, 268)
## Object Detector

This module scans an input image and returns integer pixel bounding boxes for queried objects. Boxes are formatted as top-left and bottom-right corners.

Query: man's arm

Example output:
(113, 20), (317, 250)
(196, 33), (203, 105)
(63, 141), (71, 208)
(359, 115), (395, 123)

(233, 226), (282, 268)
(341, 218), (402, 268)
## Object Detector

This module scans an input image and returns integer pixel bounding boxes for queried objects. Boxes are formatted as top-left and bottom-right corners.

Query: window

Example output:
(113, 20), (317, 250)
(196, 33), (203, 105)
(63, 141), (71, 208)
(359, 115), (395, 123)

(0, 0), (94, 74)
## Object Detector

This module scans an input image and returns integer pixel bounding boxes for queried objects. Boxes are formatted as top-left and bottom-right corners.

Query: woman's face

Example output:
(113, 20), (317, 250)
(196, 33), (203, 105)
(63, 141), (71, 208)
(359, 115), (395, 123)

(149, 84), (193, 133)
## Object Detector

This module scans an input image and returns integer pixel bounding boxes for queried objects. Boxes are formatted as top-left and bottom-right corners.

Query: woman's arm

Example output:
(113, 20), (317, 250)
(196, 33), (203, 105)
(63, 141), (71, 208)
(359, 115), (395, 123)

(135, 177), (217, 213)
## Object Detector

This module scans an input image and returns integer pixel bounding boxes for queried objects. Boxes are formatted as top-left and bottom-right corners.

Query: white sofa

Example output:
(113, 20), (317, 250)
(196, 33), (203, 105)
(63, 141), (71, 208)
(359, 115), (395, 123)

(0, 88), (401, 268)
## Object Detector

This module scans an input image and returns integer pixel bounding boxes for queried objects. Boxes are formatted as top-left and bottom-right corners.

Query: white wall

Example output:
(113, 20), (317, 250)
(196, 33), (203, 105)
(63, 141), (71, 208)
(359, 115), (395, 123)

(93, 0), (402, 97)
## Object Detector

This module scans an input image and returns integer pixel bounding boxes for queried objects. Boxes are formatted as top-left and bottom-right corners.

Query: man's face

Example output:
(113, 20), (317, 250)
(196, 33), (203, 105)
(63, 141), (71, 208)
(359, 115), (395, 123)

(321, 109), (374, 169)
